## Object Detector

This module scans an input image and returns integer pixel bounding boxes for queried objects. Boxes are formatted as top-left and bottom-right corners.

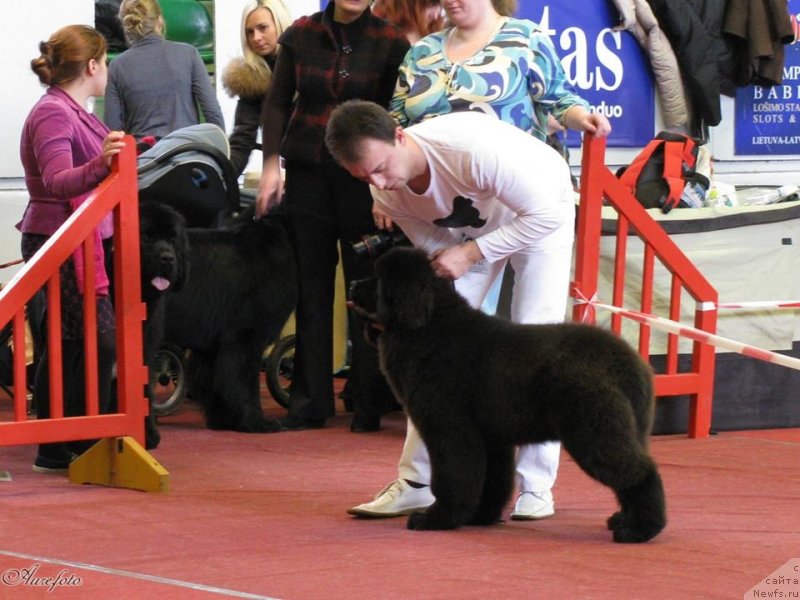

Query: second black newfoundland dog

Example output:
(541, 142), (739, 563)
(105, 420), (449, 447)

(139, 201), (296, 436)
(139, 201), (189, 449)
(349, 248), (666, 543)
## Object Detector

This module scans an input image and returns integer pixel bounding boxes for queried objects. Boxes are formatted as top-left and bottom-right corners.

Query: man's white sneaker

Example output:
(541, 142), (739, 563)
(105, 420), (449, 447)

(510, 490), (555, 520)
(347, 479), (435, 518)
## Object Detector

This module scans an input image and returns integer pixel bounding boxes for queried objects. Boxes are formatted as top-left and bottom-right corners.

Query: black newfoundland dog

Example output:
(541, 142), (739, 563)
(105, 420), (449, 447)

(349, 248), (666, 543)
(139, 201), (297, 437)
(139, 201), (189, 449)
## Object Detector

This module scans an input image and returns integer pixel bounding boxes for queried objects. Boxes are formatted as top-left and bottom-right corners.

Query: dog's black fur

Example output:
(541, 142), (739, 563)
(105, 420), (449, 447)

(349, 248), (666, 543)
(161, 205), (297, 433)
(139, 201), (190, 449)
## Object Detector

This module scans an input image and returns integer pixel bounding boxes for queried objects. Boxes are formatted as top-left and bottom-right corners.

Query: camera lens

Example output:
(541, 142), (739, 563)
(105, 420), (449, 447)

(352, 232), (389, 259)
(351, 229), (409, 259)
(352, 233), (378, 258)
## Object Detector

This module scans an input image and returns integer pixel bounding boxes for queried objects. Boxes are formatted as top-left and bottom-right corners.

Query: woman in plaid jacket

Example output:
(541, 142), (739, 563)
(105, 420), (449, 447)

(256, 1), (409, 432)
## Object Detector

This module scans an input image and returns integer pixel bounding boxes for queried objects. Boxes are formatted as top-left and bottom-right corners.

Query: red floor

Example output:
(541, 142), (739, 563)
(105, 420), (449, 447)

(1, 388), (799, 599)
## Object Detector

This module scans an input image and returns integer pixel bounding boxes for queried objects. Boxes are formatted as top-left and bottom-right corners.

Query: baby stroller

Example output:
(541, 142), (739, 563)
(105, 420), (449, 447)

(137, 125), (291, 414)
(137, 123), (240, 228)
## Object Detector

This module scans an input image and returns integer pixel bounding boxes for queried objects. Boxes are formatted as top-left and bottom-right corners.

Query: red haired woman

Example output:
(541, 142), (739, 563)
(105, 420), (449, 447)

(21, 24), (126, 472)
(371, 0), (443, 43)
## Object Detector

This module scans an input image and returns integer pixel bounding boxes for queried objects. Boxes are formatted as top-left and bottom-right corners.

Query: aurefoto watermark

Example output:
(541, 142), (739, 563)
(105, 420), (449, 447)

(2, 563), (83, 593)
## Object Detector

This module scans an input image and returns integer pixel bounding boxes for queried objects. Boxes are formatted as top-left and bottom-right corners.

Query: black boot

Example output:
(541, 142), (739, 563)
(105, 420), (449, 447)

(33, 443), (78, 473)
(32, 347), (77, 472)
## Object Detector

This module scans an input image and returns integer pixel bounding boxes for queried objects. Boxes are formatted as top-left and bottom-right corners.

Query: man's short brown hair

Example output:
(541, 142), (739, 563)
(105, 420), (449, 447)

(325, 100), (398, 164)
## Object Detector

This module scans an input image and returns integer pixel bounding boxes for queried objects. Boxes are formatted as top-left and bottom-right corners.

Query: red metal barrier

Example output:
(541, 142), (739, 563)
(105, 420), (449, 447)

(0, 136), (148, 447)
(573, 134), (718, 438)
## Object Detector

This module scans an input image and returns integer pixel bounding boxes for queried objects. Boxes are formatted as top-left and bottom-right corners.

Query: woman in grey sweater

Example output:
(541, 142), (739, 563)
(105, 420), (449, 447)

(104, 0), (224, 139)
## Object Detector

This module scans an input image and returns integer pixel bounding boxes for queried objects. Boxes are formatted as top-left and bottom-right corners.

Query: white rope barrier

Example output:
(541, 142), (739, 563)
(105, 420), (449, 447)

(716, 300), (800, 310)
(574, 294), (800, 372)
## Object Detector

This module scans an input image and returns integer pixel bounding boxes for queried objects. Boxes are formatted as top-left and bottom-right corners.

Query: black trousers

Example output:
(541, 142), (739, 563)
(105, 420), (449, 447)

(284, 160), (394, 421)
(21, 234), (116, 458)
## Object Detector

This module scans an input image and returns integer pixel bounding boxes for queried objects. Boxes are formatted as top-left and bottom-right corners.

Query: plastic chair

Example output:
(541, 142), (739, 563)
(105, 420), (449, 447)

(160, 0), (215, 65)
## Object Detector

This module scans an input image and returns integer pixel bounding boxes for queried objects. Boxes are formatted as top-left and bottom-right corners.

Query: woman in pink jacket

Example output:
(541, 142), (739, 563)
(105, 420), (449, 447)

(19, 24), (125, 473)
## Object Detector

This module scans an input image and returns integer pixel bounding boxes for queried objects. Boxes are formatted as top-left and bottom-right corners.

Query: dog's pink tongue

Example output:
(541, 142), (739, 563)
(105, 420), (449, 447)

(151, 277), (171, 291)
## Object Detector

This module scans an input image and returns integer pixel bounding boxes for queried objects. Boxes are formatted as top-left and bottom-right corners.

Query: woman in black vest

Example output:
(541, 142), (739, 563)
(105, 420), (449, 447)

(255, 1), (409, 432)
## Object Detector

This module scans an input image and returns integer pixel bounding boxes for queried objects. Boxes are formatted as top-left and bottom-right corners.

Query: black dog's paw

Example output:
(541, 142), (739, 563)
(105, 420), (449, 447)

(407, 512), (458, 531)
(144, 416), (161, 450)
(607, 511), (624, 531)
(608, 512), (665, 543)
(259, 416), (283, 433)
(407, 513), (431, 530)
(145, 431), (161, 450)
(205, 411), (282, 433)
(612, 524), (661, 544)
(464, 512), (503, 526)
(234, 415), (283, 433)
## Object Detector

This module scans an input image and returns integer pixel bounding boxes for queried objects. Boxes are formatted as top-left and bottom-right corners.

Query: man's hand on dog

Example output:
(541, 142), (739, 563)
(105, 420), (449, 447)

(430, 241), (484, 280)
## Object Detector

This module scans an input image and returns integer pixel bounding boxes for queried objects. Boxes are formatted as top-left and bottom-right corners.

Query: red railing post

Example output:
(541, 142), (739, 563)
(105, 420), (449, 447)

(0, 135), (148, 447)
(111, 139), (148, 444)
(572, 133), (717, 438)
(572, 133), (605, 324)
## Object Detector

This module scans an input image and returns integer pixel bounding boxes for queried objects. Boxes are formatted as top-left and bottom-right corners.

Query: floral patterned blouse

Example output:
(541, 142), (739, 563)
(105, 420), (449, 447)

(389, 18), (589, 141)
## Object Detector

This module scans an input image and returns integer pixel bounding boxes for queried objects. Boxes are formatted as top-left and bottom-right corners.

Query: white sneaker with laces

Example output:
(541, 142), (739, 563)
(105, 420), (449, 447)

(510, 490), (555, 520)
(347, 479), (435, 518)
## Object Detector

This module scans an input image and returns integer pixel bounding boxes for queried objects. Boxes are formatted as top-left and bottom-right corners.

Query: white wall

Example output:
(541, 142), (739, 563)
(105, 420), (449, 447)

(0, 0), (319, 181)
(0, 0), (95, 179)
(0, 1), (94, 281)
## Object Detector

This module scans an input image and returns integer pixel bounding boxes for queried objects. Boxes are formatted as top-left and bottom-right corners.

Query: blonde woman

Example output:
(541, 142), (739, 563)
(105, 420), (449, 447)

(104, 0), (224, 138)
(222, 0), (292, 176)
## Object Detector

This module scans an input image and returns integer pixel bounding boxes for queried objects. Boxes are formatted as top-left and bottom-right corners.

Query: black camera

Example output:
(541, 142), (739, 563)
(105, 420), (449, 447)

(351, 229), (409, 259)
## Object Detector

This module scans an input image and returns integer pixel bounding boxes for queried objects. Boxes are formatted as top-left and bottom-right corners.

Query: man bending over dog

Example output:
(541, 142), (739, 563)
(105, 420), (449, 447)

(325, 99), (611, 520)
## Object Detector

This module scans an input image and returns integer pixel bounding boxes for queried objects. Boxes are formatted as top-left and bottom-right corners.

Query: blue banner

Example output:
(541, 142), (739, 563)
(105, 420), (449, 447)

(516, 3), (655, 148)
(734, 0), (800, 156)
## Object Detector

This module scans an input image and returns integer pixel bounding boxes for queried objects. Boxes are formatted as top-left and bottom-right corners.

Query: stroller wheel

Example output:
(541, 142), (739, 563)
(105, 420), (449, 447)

(149, 343), (188, 416)
(264, 335), (295, 409)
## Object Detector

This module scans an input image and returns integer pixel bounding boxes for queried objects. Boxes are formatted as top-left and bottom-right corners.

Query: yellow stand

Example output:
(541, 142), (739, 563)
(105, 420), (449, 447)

(68, 436), (169, 493)
(332, 252), (349, 373)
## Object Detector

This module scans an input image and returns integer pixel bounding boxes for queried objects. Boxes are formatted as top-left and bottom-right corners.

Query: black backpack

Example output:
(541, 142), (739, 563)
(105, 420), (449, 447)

(616, 131), (710, 213)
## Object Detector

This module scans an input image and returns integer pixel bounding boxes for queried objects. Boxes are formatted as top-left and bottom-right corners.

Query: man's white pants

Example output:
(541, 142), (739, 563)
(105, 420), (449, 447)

(395, 242), (574, 493)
